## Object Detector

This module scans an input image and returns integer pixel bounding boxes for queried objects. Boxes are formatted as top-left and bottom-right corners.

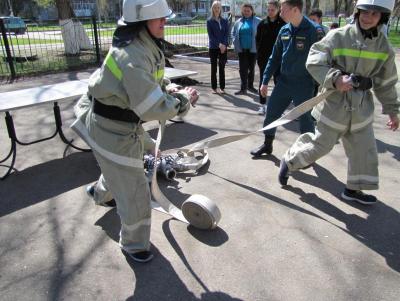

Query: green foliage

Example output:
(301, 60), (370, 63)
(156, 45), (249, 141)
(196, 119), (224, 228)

(33, 0), (55, 8)
(388, 30), (400, 48)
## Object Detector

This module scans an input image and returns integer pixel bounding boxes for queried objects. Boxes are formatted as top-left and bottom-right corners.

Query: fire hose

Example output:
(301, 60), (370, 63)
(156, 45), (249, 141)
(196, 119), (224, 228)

(151, 90), (333, 229)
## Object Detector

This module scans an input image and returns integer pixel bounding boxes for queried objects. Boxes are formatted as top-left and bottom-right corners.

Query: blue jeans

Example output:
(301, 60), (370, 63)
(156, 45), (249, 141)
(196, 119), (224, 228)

(263, 79), (315, 138)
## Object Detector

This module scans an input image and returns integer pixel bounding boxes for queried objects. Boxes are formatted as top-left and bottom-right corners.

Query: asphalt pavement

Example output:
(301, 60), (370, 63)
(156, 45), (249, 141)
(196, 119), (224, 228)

(0, 57), (399, 301)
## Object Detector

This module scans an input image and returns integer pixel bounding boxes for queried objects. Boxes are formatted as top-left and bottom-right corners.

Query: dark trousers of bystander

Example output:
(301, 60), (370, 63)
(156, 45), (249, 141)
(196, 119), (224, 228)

(209, 48), (227, 90)
(238, 50), (256, 91)
(263, 78), (315, 139)
(257, 59), (280, 105)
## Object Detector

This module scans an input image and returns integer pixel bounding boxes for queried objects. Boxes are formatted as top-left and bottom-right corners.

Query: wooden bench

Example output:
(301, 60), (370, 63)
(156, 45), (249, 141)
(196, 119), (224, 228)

(0, 67), (198, 180)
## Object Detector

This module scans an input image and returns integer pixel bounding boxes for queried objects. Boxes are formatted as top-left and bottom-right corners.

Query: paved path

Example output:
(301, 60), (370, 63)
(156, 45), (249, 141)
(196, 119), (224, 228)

(0, 58), (399, 301)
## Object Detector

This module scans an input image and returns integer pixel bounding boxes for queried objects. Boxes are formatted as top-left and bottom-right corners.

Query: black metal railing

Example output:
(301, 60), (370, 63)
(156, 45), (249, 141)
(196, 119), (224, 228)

(0, 17), (209, 79)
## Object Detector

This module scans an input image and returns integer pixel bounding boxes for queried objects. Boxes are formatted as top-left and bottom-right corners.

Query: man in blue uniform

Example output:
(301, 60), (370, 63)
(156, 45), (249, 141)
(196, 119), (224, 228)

(250, 0), (325, 157)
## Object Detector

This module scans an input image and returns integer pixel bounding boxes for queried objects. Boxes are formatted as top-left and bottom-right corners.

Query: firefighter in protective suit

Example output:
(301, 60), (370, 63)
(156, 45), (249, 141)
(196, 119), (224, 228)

(71, 0), (199, 263)
(279, 0), (399, 205)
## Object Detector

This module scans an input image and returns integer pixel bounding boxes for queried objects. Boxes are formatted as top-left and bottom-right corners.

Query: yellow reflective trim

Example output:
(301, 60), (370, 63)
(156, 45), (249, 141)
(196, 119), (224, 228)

(153, 69), (164, 81)
(333, 48), (388, 61)
(104, 52), (123, 80)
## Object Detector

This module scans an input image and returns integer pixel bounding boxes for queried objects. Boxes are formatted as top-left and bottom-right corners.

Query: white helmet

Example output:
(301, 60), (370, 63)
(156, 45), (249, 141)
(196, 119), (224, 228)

(122, 0), (173, 23)
(356, 0), (394, 13)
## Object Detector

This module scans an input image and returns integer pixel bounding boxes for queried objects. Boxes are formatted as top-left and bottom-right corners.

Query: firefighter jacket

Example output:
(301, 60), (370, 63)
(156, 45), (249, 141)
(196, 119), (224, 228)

(306, 23), (399, 132)
(262, 16), (325, 85)
(72, 29), (191, 163)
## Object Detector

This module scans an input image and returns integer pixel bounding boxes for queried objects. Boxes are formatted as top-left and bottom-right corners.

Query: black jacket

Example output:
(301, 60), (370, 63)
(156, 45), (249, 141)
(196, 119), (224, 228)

(255, 16), (286, 65)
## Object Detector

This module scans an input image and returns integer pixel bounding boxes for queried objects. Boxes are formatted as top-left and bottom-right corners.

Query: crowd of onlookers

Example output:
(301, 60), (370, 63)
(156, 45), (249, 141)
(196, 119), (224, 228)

(206, 0), (338, 112)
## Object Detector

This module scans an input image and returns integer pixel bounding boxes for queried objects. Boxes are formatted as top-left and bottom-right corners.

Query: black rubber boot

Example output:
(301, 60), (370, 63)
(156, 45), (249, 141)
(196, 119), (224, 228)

(250, 136), (274, 157)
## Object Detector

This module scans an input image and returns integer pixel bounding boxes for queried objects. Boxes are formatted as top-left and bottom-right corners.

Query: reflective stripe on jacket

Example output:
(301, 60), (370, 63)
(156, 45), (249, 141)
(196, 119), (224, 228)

(306, 23), (399, 132)
(71, 29), (191, 165)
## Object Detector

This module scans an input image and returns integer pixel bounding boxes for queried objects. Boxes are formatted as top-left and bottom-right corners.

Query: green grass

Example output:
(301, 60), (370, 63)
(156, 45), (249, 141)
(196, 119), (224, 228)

(388, 30), (400, 48)
(165, 26), (207, 35)
(95, 25), (207, 37)
(8, 37), (61, 45)
(0, 51), (99, 78)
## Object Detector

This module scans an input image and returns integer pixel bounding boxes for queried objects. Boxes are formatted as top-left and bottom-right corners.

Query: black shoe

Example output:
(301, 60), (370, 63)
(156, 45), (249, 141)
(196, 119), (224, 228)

(248, 87), (258, 93)
(341, 189), (377, 205)
(125, 250), (154, 263)
(234, 90), (247, 95)
(250, 143), (273, 157)
(86, 184), (116, 207)
(278, 158), (289, 186)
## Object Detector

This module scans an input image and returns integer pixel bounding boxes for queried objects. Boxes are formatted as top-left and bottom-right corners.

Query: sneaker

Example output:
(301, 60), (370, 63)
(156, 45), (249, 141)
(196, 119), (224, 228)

(248, 87), (258, 94)
(86, 184), (116, 207)
(341, 189), (377, 205)
(257, 106), (266, 115)
(234, 90), (247, 95)
(125, 250), (154, 263)
(278, 158), (289, 186)
(218, 89), (225, 94)
(211, 89), (218, 94)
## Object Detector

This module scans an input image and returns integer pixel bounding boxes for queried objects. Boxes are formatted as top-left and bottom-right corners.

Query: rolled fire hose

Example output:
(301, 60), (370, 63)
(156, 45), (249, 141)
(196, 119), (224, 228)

(151, 90), (332, 228)
(151, 121), (221, 229)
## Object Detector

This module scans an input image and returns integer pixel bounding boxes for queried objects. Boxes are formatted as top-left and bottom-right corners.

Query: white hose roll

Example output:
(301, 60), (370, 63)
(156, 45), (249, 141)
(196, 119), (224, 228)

(181, 194), (221, 229)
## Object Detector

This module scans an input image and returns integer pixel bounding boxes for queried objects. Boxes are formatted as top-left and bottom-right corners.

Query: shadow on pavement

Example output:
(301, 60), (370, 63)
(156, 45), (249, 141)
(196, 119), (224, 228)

(207, 170), (329, 223)
(95, 208), (235, 300)
(124, 243), (241, 301)
(218, 93), (259, 111)
(94, 208), (120, 242)
(287, 163), (400, 273)
(0, 152), (99, 217)
(376, 138), (400, 161)
(147, 122), (218, 151)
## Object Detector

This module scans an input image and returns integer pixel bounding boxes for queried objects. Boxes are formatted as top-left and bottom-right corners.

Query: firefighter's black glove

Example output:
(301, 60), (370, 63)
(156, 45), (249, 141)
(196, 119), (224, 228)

(350, 74), (372, 90)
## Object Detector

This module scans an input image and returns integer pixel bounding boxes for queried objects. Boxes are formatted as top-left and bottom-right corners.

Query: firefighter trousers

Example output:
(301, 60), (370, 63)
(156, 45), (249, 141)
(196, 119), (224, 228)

(284, 121), (379, 190)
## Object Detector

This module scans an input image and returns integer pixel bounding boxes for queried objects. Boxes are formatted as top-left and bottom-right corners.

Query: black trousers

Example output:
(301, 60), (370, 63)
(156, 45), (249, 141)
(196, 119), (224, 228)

(257, 59), (280, 105)
(209, 48), (227, 90)
(238, 50), (256, 91)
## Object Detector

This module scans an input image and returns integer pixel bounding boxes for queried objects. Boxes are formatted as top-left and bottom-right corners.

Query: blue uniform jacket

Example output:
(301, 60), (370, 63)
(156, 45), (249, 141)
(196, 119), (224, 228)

(262, 16), (325, 85)
(207, 17), (229, 49)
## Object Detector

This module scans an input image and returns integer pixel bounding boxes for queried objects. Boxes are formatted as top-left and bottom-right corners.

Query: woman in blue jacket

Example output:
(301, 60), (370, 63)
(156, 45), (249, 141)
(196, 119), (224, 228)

(207, 1), (229, 94)
(232, 3), (261, 95)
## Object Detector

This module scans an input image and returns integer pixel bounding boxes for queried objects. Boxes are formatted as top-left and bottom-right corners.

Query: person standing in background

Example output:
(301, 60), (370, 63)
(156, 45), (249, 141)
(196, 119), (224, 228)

(255, 0), (286, 115)
(232, 3), (261, 95)
(207, 1), (229, 94)
(250, 0), (325, 158)
(309, 8), (330, 34)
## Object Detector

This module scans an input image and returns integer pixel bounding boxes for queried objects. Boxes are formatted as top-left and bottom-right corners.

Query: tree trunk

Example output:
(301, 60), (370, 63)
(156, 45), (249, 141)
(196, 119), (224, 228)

(305, 0), (312, 15)
(334, 0), (340, 16)
(56, 0), (92, 55)
(312, 0), (320, 9)
(345, 0), (354, 16)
